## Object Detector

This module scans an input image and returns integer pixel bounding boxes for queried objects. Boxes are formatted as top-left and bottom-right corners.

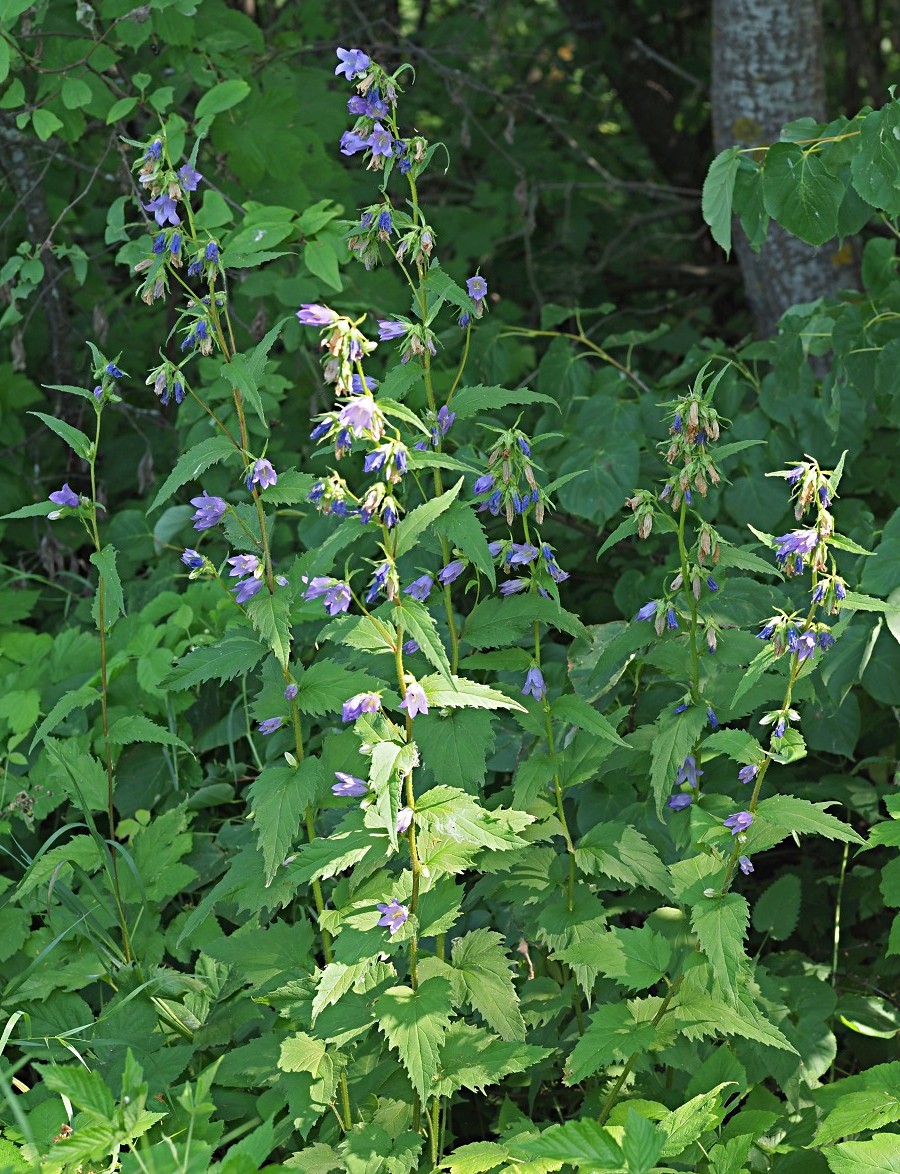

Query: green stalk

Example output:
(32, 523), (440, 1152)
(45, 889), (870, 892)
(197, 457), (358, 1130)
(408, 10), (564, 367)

(675, 500), (701, 702)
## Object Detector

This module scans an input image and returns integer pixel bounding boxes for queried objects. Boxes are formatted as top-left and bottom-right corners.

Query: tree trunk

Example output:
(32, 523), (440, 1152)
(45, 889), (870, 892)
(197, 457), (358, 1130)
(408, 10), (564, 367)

(711, 0), (856, 336)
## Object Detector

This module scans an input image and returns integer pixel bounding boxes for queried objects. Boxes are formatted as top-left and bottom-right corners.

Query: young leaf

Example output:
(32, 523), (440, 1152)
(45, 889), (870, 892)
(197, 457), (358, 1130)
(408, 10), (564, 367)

(451, 928), (525, 1041)
(512, 1119), (623, 1167)
(249, 759), (321, 886)
(293, 660), (385, 717)
(565, 1003), (658, 1084)
(657, 1085), (733, 1158)
(30, 683), (100, 751)
(621, 1110), (664, 1174)
(415, 786), (532, 851)
(375, 977), (453, 1100)
(561, 926), (671, 993)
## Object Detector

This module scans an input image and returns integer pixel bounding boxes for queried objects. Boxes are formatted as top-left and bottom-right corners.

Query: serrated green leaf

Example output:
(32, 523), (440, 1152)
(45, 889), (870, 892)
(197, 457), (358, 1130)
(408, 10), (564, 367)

(732, 643), (779, 707)
(89, 544), (125, 632)
(658, 1084), (732, 1158)
(293, 660), (384, 717)
(166, 634), (266, 689)
(414, 708), (495, 794)
(30, 683), (99, 752)
(512, 1119), (623, 1167)
(752, 873), (801, 940)
(748, 795), (865, 851)
(621, 1110), (664, 1174)
(825, 1133), (900, 1173)
(597, 514), (639, 558)
(561, 926), (671, 993)
(394, 478), (463, 556)
(649, 705), (709, 816)
(369, 739), (417, 850)
(565, 1003), (658, 1084)
(551, 693), (629, 747)
(29, 410), (93, 460)
(375, 977), (453, 1100)
(420, 673), (526, 713)
(575, 822), (671, 896)
(416, 786), (532, 851)
(278, 1032), (327, 1075)
(451, 928), (525, 1041)
(434, 502), (496, 586)
(250, 759), (321, 886)
(148, 434), (237, 513)
(107, 714), (189, 751)
(246, 590), (292, 668)
(393, 599), (452, 681)
(462, 593), (588, 648)
(37, 1063), (115, 1117)
(691, 894), (750, 999)
(450, 384), (557, 419)
(701, 728), (765, 766)
(434, 1023), (549, 1098)
(815, 1091), (900, 1147)
(763, 142), (844, 245)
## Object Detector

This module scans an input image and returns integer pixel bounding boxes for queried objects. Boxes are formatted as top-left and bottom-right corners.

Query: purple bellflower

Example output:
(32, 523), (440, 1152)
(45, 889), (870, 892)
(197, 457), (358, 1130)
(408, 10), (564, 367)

(190, 492), (227, 531)
(376, 898), (409, 935)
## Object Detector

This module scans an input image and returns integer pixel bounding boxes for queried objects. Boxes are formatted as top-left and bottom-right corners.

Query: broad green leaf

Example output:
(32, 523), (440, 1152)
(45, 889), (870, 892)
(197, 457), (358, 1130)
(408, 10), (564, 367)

(649, 705), (709, 816)
(732, 643), (779, 707)
(393, 599), (452, 681)
(293, 660), (384, 717)
(434, 1023), (549, 1097)
(512, 1119), (623, 1167)
(311, 958), (381, 1021)
(195, 78), (251, 119)
(107, 96), (138, 123)
(691, 894), (750, 999)
(621, 1110), (664, 1174)
(148, 434), (237, 513)
(565, 1003), (658, 1084)
(61, 76), (92, 109)
(596, 514), (639, 559)
(369, 739), (417, 850)
(420, 673), (526, 713)
(450, 384), (557, 419)
(434, 502), (496, 586)
(107, 714), (189, 751)
(850, 103), (900, 217)
(451, 929), (525, 1041)
(36, 1063), (115, 1117)
(415, 786), (532, 851)
(561, 926), (671, 993)
(752, 873), (801, 940)
(462, 594), (588, 648)
(815, 1091), (900, 1147)
(702, 146), (741, 256)
(762, 142), (844, 245)
(166, 634), (267, 689)
(31, 108), (63, 141)
(224, 318), (288, 426)
(825, 1133), (900, 1174)
(424, 260), (473, 320)
(304, 238), (341, 290)
(674, 985), (797, 1053)
(747, 795), (865, 853)
(246, 591), (292, 668)
(575, 822), (671, 896)
(551, 693), (629, 747)
(701, 728), (765, 766)
(375, 977), (453, 1100)
(90, 544), (125, 632)
(278, 1032), (327, 1075)
(658, 1084), (733, 1158)
(249, 759), (321, 886)
(394, 478), (463, 556)
(414, 708), (495, 794)
(378, 396), (431, 436)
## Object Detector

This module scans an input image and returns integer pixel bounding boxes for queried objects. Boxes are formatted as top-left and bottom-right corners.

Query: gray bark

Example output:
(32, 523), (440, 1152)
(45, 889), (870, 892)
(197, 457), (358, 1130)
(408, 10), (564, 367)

(711, 0), (856, 336)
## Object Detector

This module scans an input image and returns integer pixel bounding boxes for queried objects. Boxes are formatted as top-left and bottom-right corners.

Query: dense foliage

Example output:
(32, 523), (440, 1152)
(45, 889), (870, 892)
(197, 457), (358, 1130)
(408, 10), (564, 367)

(2, 2), (900, 1172)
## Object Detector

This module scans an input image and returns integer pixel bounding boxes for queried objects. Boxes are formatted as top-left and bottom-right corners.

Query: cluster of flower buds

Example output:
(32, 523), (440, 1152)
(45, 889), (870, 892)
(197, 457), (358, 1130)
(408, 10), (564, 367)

(625, 489), (655, 539)
(756, 612), (835, 662)
(474, 429), (546, 525)
(696, 522), (721, 566)
(348, 203), (435, 272)
(297, 303), (378, 397)
(777, 457), (837, 520)
(658, 391), (723, 511)
(487, 538), (570, 597)
(147, 359), (186, 407)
